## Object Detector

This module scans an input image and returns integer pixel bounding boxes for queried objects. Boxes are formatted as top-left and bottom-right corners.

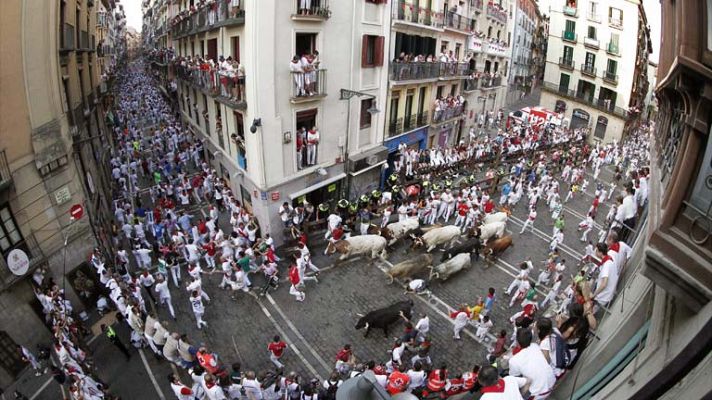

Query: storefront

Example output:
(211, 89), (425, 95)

(289, 173), (345, 210)
(383, 127), (428, 184)
(570, 108), (591, 129)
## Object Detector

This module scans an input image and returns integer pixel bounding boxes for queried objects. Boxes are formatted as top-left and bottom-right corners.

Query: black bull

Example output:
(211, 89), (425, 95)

(355, 300), (414, 337)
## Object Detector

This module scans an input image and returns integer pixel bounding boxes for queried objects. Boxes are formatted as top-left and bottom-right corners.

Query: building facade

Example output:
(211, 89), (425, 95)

(507, 0), (539, 101)
(539, 0), (651, 143)
(164, 0), (390, 244)
(0, 0), (118, 387)
(552, 1), (712, 398)
(384, 0), (512, 160)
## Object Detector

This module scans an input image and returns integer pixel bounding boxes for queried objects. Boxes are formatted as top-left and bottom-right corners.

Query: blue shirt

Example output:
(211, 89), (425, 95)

(178, 215), (192, 231)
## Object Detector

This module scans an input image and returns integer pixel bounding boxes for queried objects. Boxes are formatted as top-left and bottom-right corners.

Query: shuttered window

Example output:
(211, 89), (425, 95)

(361, 35), (385, 68)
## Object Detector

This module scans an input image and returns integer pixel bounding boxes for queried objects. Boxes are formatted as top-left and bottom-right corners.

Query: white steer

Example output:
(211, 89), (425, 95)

(477, 221), (507, 242)
(483, 212), (509, 225)
(325, 235), (388, 260)
(429, 253), (471, 281)
(412, 225), (462, 253)
(384, 218), (420, 246)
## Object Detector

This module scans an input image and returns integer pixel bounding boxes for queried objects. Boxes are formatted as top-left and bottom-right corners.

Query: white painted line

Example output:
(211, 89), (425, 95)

(253, 298), (324, 381)
(507, 215), (583, 260)
(264, 294), (333, 374)
(139, 348), (167, 400)
(28, 377), (53, 400)
(231, 335), (244, 363)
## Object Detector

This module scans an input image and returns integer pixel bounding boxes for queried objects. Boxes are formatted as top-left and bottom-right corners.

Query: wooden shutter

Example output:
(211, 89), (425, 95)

(375, 36), (385, 66)
(361, 35), (370, 68)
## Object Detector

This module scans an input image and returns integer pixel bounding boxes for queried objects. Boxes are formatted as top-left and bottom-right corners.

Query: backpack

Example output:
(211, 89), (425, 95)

(551, 332), (573, 369)
(319, 380), (338, 400)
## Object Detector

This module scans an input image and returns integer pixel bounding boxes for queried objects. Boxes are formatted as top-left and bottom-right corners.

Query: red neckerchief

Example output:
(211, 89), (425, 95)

(598, 255), (613, 266)
(608, 242), (620, 253)
(481, 379), (506, 393)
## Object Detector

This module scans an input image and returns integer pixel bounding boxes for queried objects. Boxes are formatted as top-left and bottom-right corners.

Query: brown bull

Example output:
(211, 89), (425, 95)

(482, 235), (513, 267)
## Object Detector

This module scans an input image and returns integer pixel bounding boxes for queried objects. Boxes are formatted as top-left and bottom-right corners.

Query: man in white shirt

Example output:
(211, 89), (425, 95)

(414, 314), (430, 342)
(478, 365), (529, 400)
(189, 290), (208, 329)
(508, 329), (555, 399)
(592, 242), (619, 313)
(306, 126), (320, 165)
(154, 275), (176, 320)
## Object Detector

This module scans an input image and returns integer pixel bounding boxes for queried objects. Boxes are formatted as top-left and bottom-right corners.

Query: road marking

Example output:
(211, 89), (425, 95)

(264, 293), (333, 374)
(28, 377), (53, 400)
(231, 335), (244, 363)
(138, 348), (167, 400)
(507, 215), (583, 260)
(252, 297), (324, 380)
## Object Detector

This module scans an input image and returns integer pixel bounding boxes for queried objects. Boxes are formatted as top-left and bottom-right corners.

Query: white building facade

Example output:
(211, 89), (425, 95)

(539, 0), (642, 143)
(168, 0), (390, 244)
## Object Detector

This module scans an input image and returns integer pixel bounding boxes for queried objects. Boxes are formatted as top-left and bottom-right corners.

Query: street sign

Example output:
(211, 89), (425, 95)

(7, 249), (29, 276)
(70, 204), (84, 220)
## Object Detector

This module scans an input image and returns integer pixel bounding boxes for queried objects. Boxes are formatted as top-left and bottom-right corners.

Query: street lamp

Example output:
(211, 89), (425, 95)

(339, 89), (380, 201)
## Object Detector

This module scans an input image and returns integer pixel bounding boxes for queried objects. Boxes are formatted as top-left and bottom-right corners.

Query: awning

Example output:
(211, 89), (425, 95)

(288, 172), (347, 200)
(350, 160), (387, 177)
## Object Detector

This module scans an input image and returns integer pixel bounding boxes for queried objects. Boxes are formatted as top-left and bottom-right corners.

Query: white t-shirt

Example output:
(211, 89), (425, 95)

(539, 330), (566, 377)
(190, 295), (204, 314)
(508, 343), (556, 396)
(479, 376), (528, 400)
(595, 257), (618, 304)
(407, 370), (426, 390)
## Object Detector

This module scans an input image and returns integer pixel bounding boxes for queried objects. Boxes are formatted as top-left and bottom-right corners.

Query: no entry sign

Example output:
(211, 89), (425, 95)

(70, 204), (84, 220)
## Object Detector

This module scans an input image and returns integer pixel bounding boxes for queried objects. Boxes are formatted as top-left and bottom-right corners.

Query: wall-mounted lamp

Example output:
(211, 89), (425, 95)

(316, 167), (327, 176)
(283, 131), (292, 144)
(250, 118), (262, 133)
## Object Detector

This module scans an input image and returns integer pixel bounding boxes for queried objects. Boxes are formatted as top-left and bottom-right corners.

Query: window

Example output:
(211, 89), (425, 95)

(296, 33), (317, 57)
(585, 52), (596, 68)
(215, 101), (224, 149)
(565, 19), (576, 33)
(563, 45), (574, 60)
(609, 7), (623, 27)
(440, 41), (449, 54)
(234, 111), (247, 170)
(417, 87), (426, 115)
(296, 109), (318, 169)
(360, 98), (373, 129)
(389, 95), (399, 124)
(688, 125), (712, 211)
(559, 73), (570, 91)
(606, 59), (617, 74)
(0, 205), (23, 257)
(361, 35), (384, 67)
(38, 155), (68, 177)
(594, 116), (608, 139)
(0, 331), (23, 378)
(587, 26), (597, 39)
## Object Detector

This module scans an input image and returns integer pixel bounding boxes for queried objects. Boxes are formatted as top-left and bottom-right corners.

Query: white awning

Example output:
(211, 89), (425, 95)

(288, 172), (347, 200)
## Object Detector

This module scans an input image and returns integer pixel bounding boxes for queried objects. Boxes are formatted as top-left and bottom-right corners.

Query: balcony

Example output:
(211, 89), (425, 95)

(602, 70), (618, 85)
(483, 41), (508, 57)
(486, 2), (507, 24)
(580, 63), (597, 77)
(388, 111), (429, 137)
(292, 0), (331, 21)
(462, 77), (479, 91)
(174, 63), (247, 110)
(479, 76), (502, 89)
(607, 41), (620, 56)
(432, 104), (465, 124)
(389, 62), (471, 82)
(0, 232), (47, 288)
(587, 12), (600, 22)
(0, 149), (12, 191)
(541, 81), (628, 118)
(608, 17), (623, 29)
(584, 36), (600, 49)
(171, 2), (245, 40)
(392, 5), (444, 30)
(290, 69), (327, 103)
(445, 11), (474, 32)
(558, 57), (574, 70)
(563, 4), (578, 16)
(562, 30), (577, 43)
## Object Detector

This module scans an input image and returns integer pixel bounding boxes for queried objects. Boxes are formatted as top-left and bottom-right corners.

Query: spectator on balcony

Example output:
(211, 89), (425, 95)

(300, 53), (315, 96)
(296, 127), (306, 169)
(298, 0), (312, 15)
(290, 56), (305, 97)
(230, 0), (241, 18)
(207, 0), (217, 25)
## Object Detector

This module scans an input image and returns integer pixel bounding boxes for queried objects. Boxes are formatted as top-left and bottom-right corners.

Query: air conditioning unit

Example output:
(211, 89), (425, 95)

(366, 155), (379, 166)
(347, 146), (388, 174)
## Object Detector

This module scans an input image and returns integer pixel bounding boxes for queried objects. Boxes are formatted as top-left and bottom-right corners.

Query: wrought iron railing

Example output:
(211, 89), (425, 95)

(387, 111), (429, 137)
(0, 149), (11, 191)
(290, 69), (327, 100)
(559, 57), (574, 69)
(462, 77), (479, 91)
(580, 63), (597, 77)
(392, 3), (444, 28)
(0, 232), (46, 287)
(445, 11), (475, 31)
(602, 71), (618, 85)
(562, 30), (577, 43)
(174, 63), (247, 107)
(486, 2), (507, 24)
(294, 0), (331, 18)
(541, 81), (628, 118)
(432, 104), (465, 123)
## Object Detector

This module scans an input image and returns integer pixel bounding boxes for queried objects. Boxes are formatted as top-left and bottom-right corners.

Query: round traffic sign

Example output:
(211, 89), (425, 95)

(7, 249), (29, 276)
(70, 204), (84, 220)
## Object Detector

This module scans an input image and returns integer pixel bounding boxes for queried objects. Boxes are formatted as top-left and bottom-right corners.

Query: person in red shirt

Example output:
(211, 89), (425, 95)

(445, 373), (465, 397)
(334, 344), (354, 374)
(267, 335), (287, 369)
(425, 364), (448, 398)
(201, 240), (217, 270)
(288, 264), (305, 302)
(462, 365), (480, 393)
(386, 364), (410, 395)
(455, 201), (469, 228)
(484, 198), (495, 214)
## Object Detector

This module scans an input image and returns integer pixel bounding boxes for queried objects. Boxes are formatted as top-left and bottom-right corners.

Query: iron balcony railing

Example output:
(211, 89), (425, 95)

(609, 17), (623, 29)
(0, 149), (12, 191)
(541, 81), (627, 118)
(389, 62), (471, 81)
(580, 63), (597, 77)
(174, 63), (247, 108)
(486, 2), (507, 24)
(290, 69), (327, 100)
(479, 76), (502, 88)
(388, 111), (430, 137)
(462, 77), (479, 91)
(432, 104), (465, 123)
(587, 12), (600, 22)
(584, 36), (599, 49)
(393, 3), (444, 28)
(562, 30), (577, 43)
(602, 70), (618, 85)
(171, 2), (245, 39)
(607, 41), (620, 55)
(559, 57), (574, 70)
(445, 11), (475, 31)
(293, 0), (331, 18)
(563, 4), (578, 16)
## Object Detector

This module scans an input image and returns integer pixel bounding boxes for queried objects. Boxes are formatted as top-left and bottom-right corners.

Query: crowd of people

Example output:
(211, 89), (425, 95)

(11, 51), (652, 400)
(173, 54), (246, 103)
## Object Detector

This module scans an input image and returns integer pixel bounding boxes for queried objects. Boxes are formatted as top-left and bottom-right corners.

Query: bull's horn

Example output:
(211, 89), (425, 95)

(364, 322), (369, 330)
(388, 274), (394, 284)
(356, 313), (364, 318)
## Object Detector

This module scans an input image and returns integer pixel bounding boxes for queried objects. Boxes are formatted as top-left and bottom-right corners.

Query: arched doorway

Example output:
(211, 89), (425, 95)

(555, 100), (567, 113)
(594, 115), (608, 140)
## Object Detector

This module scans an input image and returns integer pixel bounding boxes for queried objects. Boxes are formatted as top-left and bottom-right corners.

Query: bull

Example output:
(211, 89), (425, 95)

(324, 235), (388, 261)
(469, 221), (507, 243)
(411, 225), (462, 252)
(482, 235), (513, 267)
(429, 253), (471, 281)
(385, 254), (433, 284)
(441, 237), (482, 262)
(354, 300), (414, 337)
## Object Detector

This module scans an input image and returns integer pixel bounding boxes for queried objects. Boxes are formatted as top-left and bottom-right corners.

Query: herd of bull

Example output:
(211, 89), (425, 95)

(322, 211), (515, 336)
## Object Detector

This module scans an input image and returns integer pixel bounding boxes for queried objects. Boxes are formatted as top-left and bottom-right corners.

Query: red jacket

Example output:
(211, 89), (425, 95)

(289, 265), (300, 286)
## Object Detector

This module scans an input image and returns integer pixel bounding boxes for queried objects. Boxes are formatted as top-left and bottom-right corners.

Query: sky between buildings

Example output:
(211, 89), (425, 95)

(120, 0), (661, 62)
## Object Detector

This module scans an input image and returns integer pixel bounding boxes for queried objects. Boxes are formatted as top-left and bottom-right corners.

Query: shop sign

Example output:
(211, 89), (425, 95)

(7, 249), (29, 276)
(327, 183), (337, 193)
(271, 192), (280, 201)
(572, 109), (590, 121)
(260, 191), (268, 200)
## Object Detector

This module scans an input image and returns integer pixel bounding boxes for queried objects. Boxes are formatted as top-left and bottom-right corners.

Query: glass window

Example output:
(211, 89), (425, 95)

(565, 19), (576, 32)
(588, 26), (597, 39)
(688, 125), (712, 211)
(606, 59), (618, 74)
